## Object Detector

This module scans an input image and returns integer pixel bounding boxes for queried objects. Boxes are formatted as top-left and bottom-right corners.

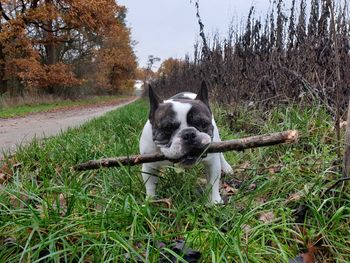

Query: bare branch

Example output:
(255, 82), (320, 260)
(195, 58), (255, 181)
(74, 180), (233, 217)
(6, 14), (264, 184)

(343, 99), (350, 177)
(73, 130), (298, 171)
(0, 2), (11, 21)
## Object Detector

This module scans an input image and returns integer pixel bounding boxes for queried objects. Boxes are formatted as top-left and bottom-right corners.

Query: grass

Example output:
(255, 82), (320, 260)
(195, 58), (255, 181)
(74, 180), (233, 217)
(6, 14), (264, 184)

(0, 99), (349, 262)
(0, 95), (131, 118)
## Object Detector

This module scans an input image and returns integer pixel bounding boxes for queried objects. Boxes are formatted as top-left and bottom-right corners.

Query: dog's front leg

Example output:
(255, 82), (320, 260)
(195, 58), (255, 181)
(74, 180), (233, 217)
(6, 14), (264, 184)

(141, 163), (160, 198)
(204, 153), (223, 204)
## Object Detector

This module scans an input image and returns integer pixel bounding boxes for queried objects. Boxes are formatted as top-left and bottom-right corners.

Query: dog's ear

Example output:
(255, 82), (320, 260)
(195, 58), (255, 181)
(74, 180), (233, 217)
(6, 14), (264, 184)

(196, 81), (210, 108)
(148, 85), (162, 121)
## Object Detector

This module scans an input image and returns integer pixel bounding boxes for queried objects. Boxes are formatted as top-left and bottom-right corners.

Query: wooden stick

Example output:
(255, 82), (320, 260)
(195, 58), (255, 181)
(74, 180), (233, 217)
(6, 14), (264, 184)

(73, 130), (298, 171)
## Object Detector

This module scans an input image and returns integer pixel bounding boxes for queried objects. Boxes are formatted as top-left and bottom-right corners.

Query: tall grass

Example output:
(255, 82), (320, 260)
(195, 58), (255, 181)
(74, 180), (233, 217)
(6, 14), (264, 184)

(0, 100), (349, 262)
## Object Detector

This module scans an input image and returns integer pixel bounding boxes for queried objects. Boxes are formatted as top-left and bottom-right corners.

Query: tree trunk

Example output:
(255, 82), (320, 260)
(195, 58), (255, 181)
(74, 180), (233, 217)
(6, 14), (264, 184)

(0, 35), (8, 94)
(44, 7), (58, 94)
(44, 0), (58, 66)
(0, 61), (7, 95)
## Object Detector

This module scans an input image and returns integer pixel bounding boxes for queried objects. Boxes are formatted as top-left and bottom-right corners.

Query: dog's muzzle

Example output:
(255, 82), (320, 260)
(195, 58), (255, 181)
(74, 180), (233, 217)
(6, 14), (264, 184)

(177, 127), (209, 165)
(179, 128), (201, 146)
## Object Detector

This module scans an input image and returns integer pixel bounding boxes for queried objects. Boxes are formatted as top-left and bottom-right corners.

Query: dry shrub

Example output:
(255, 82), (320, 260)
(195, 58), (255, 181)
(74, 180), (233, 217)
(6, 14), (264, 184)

(151, 0), (350, 114)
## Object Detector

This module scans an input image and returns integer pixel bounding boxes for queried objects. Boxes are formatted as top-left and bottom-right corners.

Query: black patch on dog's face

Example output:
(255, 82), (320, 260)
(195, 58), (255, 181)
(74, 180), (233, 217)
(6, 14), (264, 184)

(152, 103), (180, 145)
(186, 100), (213, 137)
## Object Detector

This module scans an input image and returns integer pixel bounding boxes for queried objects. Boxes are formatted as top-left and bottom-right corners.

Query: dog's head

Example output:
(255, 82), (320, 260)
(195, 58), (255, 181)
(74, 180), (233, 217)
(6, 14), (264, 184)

(148, 81), (213, 165)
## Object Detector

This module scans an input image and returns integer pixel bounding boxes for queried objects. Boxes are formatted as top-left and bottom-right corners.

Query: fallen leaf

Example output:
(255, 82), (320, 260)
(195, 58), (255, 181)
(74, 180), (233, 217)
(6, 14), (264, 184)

(255, 197), (267, 205)
(234, 161), (250, 173)
(248, 183), (257, 190)
(340, 120), (347, 128)
(304, 244), (317, 263)
(197, 178), (207, 185)
(150, 198), (172, 209)
(241, 224), (251, 235)
(55, 194), (67, 216)
(286, 192), (303, 204)
(222, 182), (238, 196)
(0, 173), (7, 184)
(331, 120), (347, 131)
(289, 244), (317, 263)
(12, 162), (22, 169)
(0, 163), (13, 185)
(42, 193), (67, 217)
(9, 193), (28, 209)
(268, 166), (282, 174)
(259, 211), (275, 223)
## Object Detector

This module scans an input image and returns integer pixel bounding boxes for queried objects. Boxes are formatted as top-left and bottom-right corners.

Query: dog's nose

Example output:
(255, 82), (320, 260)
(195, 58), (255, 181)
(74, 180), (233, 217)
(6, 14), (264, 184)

(181, 129), (197, 144)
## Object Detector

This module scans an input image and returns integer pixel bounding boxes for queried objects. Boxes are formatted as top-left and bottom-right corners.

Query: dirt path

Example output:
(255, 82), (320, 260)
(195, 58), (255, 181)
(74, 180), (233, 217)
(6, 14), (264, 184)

(0, 97), (138, 158)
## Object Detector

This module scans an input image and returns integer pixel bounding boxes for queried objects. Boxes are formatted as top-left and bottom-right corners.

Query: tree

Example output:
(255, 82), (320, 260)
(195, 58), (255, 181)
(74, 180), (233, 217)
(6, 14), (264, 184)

(158, 58), (184, 77)
(91, 22), (136, 93)
(146, 55), (160, 72)
(0, 0), (136, 96)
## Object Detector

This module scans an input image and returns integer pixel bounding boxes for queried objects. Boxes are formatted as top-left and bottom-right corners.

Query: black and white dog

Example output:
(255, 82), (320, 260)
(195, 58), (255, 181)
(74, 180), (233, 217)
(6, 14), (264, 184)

(139, 81), (232, 203)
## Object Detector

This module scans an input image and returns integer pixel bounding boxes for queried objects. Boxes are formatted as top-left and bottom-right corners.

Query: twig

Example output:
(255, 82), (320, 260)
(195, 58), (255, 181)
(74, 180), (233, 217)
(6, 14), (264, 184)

(73, 130), (298, 171)
(323, 177), (350, 196)
(278, 64), (335, 115)
(329, 1), (342, 172)
(343, 98), (350, 177)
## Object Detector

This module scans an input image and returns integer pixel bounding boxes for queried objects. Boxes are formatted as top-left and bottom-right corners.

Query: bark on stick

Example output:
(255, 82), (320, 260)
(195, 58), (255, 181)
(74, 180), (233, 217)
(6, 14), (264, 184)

(73, 130), (298, 171)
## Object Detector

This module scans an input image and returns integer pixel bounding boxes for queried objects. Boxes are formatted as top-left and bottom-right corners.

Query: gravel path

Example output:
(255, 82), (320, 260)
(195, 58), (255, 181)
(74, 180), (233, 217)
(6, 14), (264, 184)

(0, 97), (138, 158)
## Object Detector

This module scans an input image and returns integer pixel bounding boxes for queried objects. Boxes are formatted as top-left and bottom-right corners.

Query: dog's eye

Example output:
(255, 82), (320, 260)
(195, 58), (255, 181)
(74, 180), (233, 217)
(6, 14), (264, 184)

(161, 123), (179, 132)
(198, 124), (207, 131)
(195, 121), (209, 131)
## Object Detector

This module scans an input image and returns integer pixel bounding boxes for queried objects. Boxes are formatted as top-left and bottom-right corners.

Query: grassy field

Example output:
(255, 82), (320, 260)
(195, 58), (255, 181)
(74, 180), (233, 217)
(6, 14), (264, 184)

(0, 99), (349, 262)
(0, 95), (131, 118)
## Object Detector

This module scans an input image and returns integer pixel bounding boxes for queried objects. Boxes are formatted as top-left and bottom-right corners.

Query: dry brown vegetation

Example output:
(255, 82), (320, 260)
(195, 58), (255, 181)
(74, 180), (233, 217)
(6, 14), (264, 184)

(152, 0), (350, 114)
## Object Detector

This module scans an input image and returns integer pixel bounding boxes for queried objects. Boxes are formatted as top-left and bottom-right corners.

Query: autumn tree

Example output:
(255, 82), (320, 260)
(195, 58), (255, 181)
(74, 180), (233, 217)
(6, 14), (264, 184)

(0, 0), (136, 97)
(158, 58), (184, 77)
(87, 21), (136, 94)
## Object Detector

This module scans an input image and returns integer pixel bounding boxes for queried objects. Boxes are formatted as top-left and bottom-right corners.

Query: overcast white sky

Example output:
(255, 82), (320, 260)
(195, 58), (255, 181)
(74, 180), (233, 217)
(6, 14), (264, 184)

(118, 0), (294, 69)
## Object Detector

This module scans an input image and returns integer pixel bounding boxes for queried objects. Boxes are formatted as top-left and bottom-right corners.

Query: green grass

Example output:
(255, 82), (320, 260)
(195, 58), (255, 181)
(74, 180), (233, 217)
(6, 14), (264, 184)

(1, 99), (349, 262)
(0, 95), (130, 118)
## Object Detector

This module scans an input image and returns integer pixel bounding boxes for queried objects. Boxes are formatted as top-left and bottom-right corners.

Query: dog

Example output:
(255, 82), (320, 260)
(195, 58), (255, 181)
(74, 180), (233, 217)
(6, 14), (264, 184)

(139, 81), (233, 204)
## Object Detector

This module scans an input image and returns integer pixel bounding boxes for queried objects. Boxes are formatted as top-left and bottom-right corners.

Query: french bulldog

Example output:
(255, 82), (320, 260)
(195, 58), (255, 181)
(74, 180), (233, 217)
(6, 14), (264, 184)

(139, 81), (233, 204)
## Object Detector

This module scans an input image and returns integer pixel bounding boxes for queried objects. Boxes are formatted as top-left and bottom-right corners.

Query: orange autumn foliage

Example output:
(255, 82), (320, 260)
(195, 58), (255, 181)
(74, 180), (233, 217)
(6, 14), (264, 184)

(158, 58), (185, 77)
(0, 0), (136, 96)
(90, 23), (136, 93)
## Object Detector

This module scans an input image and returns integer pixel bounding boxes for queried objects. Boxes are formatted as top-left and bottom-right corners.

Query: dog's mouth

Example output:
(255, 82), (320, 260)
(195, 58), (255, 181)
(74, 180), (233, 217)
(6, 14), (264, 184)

(154, 140), (170, 147)
(178, 152), (207, 166)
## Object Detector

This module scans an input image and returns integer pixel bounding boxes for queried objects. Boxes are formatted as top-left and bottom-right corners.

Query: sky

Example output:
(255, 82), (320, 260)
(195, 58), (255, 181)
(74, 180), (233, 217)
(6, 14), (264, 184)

(118, 0), (293, 69)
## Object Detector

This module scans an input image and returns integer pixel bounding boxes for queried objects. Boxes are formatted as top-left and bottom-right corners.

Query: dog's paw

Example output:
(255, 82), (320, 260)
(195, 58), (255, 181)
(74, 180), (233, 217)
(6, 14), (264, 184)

(221, 163), (234, 175)
(210, 195), (224, 205)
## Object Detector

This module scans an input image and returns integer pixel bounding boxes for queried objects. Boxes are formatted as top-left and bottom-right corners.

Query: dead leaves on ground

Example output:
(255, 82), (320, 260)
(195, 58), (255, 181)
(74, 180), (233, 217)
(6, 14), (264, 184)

(286, 192), (303, 204)
(288, 226), (331, 263)
(289, 245), (317, 263)
(222, 181), (238, 196)
(0, 158), (22, 185)
(258, 211), (276, 223)
(150, 198), (172, 209)
(232, 161), (283, 177)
